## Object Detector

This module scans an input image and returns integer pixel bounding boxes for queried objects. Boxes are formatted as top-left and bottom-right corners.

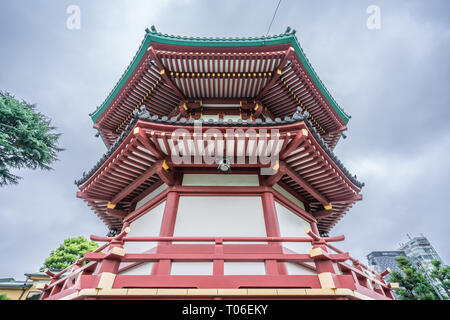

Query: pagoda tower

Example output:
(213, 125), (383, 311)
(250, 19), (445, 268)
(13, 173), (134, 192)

(40, 27), (396, 300)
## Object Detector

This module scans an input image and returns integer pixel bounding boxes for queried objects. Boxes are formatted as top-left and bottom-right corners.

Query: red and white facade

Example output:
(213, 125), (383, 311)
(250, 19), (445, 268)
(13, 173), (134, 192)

(40, 28), (396, 300)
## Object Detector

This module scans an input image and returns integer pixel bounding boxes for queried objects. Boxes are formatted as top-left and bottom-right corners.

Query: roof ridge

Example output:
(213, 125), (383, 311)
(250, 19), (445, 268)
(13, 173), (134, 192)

(145, 25), (297, 42)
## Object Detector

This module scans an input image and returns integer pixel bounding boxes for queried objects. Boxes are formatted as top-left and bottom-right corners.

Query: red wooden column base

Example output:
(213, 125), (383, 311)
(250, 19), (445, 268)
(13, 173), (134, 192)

(97, 240), (124, 274)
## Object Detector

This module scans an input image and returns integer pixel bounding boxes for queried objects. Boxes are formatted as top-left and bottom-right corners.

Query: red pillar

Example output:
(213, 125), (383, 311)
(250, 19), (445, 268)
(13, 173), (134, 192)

(151, 189), (179, 275)
(261, 190), (287, 275)
(311, 222), (320, 236)
(96, 240), (124, 274)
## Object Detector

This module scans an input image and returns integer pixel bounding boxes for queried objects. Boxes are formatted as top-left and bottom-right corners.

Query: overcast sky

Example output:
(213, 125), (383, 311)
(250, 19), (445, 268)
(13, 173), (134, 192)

(0, 0), (449, 280)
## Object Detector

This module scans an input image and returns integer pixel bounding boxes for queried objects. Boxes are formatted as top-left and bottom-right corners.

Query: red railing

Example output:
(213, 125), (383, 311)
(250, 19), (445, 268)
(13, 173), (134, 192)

(40, 228), (393, 300)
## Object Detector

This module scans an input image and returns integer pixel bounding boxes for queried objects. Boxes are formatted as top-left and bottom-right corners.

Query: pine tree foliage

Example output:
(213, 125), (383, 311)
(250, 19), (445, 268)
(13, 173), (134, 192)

(0, 91), (63, 186)
(430, 260), (450, 299)
(41, 237), (99, 271)
(389, 256), (440, 300)
(0, 293), (9, 300)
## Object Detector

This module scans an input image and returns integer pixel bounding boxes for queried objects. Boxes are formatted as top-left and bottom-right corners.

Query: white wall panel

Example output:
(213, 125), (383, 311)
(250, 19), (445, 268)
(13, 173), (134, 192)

(275, 202), (312, 255)
(285, 262), (316, 275)
(119, 263), (154, 275)
(173, 196), (266, 237)
(170, 262), (213, 275)
(182, 174), (259, 186)
(124, 201), (166, 253)
(172, 196), (268, 275)
(224, 262), (266, 275)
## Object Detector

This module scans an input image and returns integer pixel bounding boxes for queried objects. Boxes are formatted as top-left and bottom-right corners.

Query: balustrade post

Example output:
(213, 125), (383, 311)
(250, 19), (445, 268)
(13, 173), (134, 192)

(96, 239), (125, 274)
(94, 239), (126, 290)
(306, 228), (339, 289)
(213, 238), (224, 276)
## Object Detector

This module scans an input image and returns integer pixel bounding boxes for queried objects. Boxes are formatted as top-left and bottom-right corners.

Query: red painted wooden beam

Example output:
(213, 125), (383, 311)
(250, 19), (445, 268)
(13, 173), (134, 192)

(309, 194), (362, 206)
(76, 192), (110, 202)
(380, 268), (391, 278)
(321, 126), (347, 138)
(134, 127), (164, 159)
(156, 164), (175, 186)
(149, 47), (186, 101)
(280, 129), (308, 160)
(93, 123), (112, 134)
(256, 47), (294, 100)
(84, 252), (315, 262)
(252, 101), (264, 119)
(313, 209), (335, 220)
(168, 108), (180, 119)
(178, 101), (189, 117)
(106, 208), (128, 219)
(111, 274), (323, 291)
(110, 160), (163, 205)
(263, 161), (286, 186)
(284, 161), (331, 208)
(310, 250), (349, 262)
(276, 180), (310, 208)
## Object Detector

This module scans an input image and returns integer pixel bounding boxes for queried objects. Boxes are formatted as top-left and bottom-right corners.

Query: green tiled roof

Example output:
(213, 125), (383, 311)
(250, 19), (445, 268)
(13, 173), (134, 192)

(90, 26), (350, 125)
(24, 272), (51, 278)
(0, 279), (31, 288)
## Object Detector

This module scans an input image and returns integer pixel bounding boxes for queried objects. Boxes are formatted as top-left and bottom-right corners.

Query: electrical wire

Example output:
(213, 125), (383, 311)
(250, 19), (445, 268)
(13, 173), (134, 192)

(265, 0), (282, 37)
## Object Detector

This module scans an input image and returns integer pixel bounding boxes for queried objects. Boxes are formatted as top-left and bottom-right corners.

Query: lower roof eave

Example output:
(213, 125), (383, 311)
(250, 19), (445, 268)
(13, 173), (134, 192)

(76, 110), (363, 231)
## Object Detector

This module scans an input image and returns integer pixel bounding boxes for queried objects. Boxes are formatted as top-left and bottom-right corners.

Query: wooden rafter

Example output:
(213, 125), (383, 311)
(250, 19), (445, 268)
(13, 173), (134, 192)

(256, 47), (294, 100)
(110, 160), (162, 205)
(283, 161), (331, 208)
(148, 47), (186, 101)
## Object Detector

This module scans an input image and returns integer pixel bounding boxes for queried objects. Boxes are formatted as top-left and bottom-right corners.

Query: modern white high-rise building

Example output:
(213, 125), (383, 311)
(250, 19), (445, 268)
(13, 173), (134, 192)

(398, 235), (447, 299)
(398, 235), (443, 274)
(367, 235), (447, 299)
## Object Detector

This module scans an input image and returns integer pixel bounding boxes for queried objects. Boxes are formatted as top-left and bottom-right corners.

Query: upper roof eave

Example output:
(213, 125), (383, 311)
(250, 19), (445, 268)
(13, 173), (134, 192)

(90, 26), (351, 125)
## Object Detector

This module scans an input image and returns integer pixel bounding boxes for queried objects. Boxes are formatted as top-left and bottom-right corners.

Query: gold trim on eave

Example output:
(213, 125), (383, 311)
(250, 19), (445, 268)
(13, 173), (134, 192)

(272, 160), (280, 171)
(107, 202), (116, 209)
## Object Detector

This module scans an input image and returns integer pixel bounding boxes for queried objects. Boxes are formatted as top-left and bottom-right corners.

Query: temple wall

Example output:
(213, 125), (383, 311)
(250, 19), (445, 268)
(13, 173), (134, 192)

(285, 262), (316, 275)
(173, 195), (267, 275)
(171, 262), (213, 275)
(173, 196), (266, 238)
(275, 202), (314, 275)
(119, 262), (154, 276)
(124, 201), (165, 253)
(224, 262), (266, 275)
(118, 184), (166, 276)
(121, 175), (316, 276)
